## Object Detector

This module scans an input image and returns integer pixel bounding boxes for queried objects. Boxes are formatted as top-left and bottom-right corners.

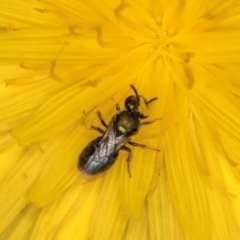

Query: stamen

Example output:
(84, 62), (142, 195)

(181, 52), (195, 63)
(49, 47), (65, 81)
(95, 26), (106, 48)
(184, 67), (195, 89)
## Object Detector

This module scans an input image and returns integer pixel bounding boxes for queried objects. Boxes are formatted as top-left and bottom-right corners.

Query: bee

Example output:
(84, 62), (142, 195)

(78, 85), (160, 177)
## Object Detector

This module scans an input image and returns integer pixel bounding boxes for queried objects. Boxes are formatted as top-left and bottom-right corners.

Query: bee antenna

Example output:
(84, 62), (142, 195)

(145, 97), (158, 105)
(130, 85), (140, 103)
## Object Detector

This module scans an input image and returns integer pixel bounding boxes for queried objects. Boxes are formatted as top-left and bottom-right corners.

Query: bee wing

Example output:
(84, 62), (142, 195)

(115, 134), (130, 151)
(99, 114), (118, 145)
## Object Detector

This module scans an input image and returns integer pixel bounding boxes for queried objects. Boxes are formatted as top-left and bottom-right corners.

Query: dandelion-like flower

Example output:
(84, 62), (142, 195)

(1, 0), (240, 239)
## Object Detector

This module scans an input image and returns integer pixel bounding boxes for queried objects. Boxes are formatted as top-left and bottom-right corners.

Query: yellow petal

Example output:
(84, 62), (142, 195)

(0, 147), (42, 233)
(30, 180), (102, 240)
(0, 205), (38, 240)
(148, 165), (185, 240)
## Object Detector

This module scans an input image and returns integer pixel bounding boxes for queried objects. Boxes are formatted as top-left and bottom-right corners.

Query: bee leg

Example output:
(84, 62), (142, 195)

(111, 98), (121, 113)
(121, 146), (133, 177)
(128, 141), (160, 152)
(90, 125), (104, 134)
(115, 103), (120, 113)
(140, 118), (161, 126)
(96, 110), (108, 128)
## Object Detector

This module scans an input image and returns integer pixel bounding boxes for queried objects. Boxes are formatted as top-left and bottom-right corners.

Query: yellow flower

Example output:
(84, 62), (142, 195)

(1, 0), (240, 239)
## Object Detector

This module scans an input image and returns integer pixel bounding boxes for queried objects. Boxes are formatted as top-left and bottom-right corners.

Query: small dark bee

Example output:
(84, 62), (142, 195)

(78, 85), (160, 177)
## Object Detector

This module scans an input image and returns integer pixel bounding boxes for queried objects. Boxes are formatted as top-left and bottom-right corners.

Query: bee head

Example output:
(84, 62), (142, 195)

(124, 94), (148, 119)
